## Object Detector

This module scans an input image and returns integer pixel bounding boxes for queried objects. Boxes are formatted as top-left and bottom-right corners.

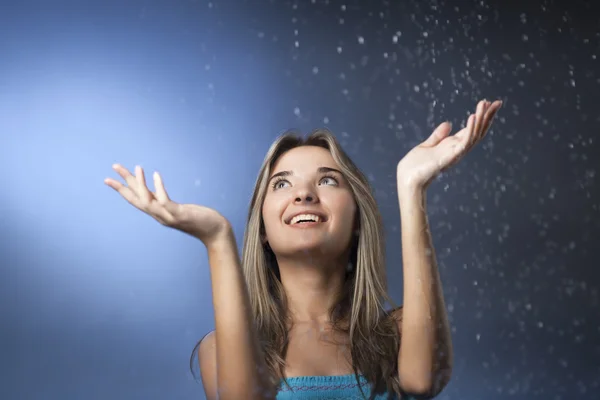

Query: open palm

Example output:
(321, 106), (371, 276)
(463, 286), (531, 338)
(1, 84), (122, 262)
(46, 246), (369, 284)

(104, 164), (229, 245)
(397, 99), (503, 190)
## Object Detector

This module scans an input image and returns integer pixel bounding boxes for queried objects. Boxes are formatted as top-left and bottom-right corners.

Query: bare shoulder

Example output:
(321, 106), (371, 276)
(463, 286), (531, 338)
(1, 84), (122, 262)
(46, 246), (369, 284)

(198, 330), (218, 400)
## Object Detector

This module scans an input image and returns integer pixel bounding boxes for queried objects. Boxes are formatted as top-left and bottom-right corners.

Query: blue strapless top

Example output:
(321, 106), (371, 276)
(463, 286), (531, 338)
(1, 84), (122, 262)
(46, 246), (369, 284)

(276, 374), (406, 399)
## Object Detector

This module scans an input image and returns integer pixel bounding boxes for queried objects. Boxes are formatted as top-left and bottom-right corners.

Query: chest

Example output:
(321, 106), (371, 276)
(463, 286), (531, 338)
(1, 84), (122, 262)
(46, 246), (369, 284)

(283, 324), (354, 377)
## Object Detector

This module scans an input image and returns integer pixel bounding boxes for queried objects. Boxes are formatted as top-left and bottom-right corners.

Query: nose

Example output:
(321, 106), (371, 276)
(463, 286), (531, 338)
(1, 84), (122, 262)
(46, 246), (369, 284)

(294, 186), (318, 204)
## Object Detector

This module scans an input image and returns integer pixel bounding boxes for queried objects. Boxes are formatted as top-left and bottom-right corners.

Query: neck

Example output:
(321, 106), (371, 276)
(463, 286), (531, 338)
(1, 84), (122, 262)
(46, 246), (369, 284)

(276, 255), (348, 324)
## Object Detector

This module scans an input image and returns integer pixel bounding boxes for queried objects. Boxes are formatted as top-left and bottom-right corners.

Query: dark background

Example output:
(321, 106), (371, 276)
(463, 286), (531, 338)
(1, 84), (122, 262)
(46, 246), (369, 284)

(0, 0), (598, 399)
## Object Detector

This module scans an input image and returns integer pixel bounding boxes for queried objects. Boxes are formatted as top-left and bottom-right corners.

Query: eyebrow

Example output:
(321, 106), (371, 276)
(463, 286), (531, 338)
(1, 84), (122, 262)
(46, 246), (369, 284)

(268, 167), (343, 183)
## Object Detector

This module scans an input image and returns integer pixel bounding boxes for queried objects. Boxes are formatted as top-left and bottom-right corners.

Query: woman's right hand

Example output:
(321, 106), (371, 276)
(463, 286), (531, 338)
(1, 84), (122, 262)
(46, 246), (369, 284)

(104, 164), (231, 247)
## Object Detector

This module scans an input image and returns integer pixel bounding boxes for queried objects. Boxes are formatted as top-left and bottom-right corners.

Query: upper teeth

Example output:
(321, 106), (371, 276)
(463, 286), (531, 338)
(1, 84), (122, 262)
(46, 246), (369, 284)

(290, 214), (321, 224)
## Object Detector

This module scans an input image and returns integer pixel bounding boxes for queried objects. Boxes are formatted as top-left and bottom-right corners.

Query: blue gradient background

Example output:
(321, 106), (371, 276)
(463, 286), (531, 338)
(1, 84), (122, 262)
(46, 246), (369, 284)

(0, 1), (598, 399)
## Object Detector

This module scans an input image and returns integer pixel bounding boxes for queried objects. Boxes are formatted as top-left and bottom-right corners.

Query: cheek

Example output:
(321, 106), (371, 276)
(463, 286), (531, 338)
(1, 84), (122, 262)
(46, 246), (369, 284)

(261, 197), (283, 233)
(330, 194), (357, 226)
(343, 206), (358, 231)
(341, 193), (357, 215)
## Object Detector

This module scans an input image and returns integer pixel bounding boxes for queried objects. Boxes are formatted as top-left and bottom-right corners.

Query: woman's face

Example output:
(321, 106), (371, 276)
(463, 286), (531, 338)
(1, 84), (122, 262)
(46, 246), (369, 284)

(261, 145), (357, 261)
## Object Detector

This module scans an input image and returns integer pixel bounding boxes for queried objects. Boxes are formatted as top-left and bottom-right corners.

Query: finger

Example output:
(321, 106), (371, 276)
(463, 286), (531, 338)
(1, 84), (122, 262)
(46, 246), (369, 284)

(455, 113), (476, 142)
(151, 171), (180, 215)
(151, 171), (185, 225)
(471, 100), (487, 146)
(104, 178), (144, 210)
(440, 114), (475, 168)
(477, 100), (493, 139)
(440, 114), (475, 169)
(153, 171), (171, 204)
(113, 164), (140, 193)
(465, 113), (477, 151)
(135, 166), (154, 206)
(422, 121), (452, 147)
(107, 174), (174, 224)
(480, 100), (503, 137)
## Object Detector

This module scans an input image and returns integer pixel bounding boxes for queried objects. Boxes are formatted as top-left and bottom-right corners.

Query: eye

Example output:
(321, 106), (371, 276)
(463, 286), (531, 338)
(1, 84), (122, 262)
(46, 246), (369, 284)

(271, 174), (339, 190)
(271, 177), (289, 190)
(319, 175), (339, 186)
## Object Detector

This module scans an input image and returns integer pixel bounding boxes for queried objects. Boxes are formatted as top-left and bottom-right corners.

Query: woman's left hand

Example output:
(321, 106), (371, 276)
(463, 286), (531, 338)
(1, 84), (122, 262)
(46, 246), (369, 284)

(397, 99), (503, 193)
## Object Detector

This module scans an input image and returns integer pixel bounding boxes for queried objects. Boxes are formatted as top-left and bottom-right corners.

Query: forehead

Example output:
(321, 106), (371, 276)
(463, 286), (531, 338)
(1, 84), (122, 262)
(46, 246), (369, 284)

(271, 145), (336, 172)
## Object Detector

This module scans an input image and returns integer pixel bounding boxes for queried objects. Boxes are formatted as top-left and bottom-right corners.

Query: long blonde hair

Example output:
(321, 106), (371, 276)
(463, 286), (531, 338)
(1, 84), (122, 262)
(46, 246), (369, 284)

(192, 129), (403, 399)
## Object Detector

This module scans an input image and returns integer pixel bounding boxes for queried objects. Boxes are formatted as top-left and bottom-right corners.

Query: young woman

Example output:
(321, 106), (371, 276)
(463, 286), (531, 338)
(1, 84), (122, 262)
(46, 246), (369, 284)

(105, 99), (502, 399)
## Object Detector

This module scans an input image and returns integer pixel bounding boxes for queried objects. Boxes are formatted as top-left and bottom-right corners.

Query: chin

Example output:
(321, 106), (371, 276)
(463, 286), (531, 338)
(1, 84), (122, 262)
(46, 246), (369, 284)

(286, 242), (347, 260)
(273, 242), (324, 257)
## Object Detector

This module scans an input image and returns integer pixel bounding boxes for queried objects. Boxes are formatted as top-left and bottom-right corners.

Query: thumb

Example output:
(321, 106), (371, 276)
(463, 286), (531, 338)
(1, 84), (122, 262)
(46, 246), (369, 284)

(153, 171), (171, 204)
(422, 121), (452, 147)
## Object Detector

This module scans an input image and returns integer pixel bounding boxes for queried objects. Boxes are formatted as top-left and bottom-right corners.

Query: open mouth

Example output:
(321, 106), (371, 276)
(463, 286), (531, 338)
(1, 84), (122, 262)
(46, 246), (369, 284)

(286, 213), (328, 225)
(292, 220), (322, 225)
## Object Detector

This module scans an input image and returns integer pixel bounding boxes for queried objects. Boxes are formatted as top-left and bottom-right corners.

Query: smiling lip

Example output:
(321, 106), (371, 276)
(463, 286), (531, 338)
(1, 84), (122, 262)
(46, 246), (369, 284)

(285, 211), (328, 225)
(288, 220), (324, 228)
